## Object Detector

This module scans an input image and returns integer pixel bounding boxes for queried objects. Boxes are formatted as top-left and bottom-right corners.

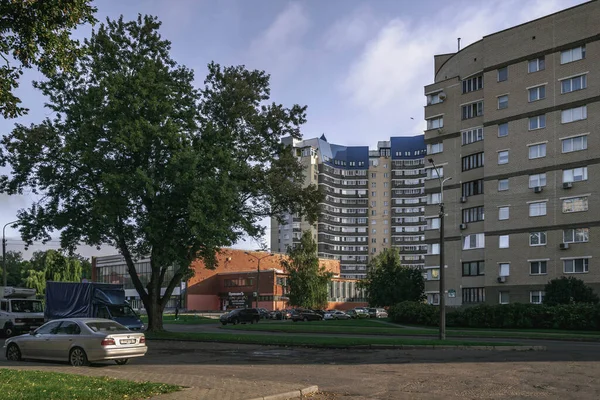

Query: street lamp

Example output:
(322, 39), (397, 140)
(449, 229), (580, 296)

(245, 251), (275, 308)
(428, 158), (452, 340)
(2, 220), (18, 288)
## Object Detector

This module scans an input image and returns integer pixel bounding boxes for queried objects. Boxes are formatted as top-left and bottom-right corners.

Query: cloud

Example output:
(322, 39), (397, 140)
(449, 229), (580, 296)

(323, 5), (379, 51)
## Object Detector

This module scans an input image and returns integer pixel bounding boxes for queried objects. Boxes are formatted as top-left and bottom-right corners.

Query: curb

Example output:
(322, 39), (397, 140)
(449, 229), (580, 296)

(246, 385), (318, 400)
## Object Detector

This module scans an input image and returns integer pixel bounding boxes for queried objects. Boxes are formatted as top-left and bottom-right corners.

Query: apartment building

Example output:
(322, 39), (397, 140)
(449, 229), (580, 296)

(270, 135), (426, 279)
(423, 1), (600, 306)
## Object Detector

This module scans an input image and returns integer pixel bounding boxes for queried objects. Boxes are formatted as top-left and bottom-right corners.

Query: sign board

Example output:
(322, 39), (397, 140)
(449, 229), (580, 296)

(448, 289), (456, 298)
(228, 292), (248, 308)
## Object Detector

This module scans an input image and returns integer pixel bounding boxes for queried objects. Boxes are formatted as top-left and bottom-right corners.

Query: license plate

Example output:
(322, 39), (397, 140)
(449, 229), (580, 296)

(119, 339), (136, 344)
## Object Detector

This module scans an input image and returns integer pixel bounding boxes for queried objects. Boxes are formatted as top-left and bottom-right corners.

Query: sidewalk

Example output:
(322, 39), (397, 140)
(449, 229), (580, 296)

(0, 364), (318, 400)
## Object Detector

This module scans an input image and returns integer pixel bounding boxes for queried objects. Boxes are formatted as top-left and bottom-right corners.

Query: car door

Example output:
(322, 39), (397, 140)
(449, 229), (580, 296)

(51, 321), (81, 361)
(25, 321), (62, 359)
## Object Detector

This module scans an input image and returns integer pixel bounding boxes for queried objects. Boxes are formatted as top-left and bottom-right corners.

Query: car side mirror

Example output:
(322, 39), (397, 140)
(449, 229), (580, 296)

(29, 329), (36, 335)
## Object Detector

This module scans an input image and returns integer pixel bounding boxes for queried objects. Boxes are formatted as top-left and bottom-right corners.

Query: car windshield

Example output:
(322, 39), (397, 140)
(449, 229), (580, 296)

(86, 321), (129, 332)
(10, 300), (43, 313)
(107, 305), (137, 317)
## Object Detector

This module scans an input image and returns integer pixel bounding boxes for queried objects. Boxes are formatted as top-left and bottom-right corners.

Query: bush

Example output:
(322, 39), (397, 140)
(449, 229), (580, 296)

(389, 301), (600, 331)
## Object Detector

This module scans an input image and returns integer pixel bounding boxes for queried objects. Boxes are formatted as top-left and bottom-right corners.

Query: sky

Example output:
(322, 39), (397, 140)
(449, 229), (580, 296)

(0, 0), (586, 259)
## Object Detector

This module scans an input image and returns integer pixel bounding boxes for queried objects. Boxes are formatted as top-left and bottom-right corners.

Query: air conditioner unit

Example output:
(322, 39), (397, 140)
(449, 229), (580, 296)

(459, 223), (467, 230)
(460, 196), (467, 203)
(497, 276), (506, 283)
(438, 92), (447, 101)
(563, 182), (573, 189)
(560, 243), (569, 250)
(534, 186), (543, 193)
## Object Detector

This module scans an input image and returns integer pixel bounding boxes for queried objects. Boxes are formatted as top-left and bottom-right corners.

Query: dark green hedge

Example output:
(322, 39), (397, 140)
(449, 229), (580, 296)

(388, 301), (600, 331)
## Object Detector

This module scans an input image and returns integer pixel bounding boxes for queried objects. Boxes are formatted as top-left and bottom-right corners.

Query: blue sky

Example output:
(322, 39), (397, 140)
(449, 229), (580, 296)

(0, 0), (586, 257)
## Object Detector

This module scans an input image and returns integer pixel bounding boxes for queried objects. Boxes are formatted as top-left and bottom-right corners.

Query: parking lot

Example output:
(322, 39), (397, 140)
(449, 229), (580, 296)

(3, 333), (600, 399)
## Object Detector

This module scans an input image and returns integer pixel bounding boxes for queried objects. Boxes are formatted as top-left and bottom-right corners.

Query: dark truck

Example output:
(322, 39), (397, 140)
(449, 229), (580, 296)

(45, 282), (144, 331)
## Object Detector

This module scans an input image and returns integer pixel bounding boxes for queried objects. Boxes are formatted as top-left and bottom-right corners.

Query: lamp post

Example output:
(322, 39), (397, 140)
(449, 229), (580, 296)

(2, 220), (18, 288)
(428, 159), (451, 340)
(245, 251), (275, 308)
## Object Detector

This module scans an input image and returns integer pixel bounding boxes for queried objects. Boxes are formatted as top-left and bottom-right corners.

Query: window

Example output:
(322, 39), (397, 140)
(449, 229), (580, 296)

(499, 292), (510, 304)
(498, 123), (508, 137)
(529, 201), (547, 217)
(530, 291), (545, 304)
(462, 152), (484, 171)
(427, 92), (442, 105)
(562, 196), (588, 213)
(563, 258), (589, 274)
(561, 74), (587, 93)
(427, 116), (443, 130)
(498, 150), (509, 165)
(371, 191), (376, 196)
(561, 45), (585, 64)
(57, 322), (81, 335)
(463, 287), (485, 303)
(463, 233), (485, 250)
(462, 206), (484, 223)
(462, 179), (484, 197)
(372, 228), (376, 234)
(498, 179), (509, 191)
(563, 228), (589, 243)
(462, 260), (485, 276)
(498, 207), (509, 220)
(562, 135), (587, 153)
(461, 127), (484, 145)
(497, 95), (508, 109)
(462, 75), (483, 93)
(499, 235), (509, 248)
(528, 57), (545, 73)
(528, 85), (546, 102)
(426, 268), (440, 281)
(499, 263), (510, 276)
(36, 321), (61, 335)
(371, 238), (376, 243)
(529, 173), (546, 188)
(427, 293), (440, 305)
(561, 106), (587, 123)
(426, 217), (440, 230)
(371, 182), (376, 188)
(530, 261), (547, 275)
(427, 167), (443, 179)
(427, 142), (443, 154)
(371, 173), (376, 178)
(371, 210), (376, 216)
(497, 67), (508, 82)
(462, 101), (484, 120)
(428, 243), (440, 255)
(371, 200), (376, 207)
(427, 192), (441, 205)
(563, 167), (587, 183)
(529, 232), (547, 246)
(528, 143), (546, 159)
(529, 115), (546, 130)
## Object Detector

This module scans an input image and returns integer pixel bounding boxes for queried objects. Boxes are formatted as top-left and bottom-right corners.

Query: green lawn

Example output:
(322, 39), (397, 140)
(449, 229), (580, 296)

(0, 369), (180, 400)
(140, 314), (218, 325)
(145, 330), (514, 347)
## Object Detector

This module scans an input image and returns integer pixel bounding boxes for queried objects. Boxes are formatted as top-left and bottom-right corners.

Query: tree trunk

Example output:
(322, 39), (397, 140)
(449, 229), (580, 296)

(145, 291), (166, 332)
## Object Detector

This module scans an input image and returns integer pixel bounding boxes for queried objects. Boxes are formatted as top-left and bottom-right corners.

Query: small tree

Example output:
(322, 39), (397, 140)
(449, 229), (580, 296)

(544, 276), (599, 306)
(22, 250), (83, 295)
(0, 250), (26, 286)
(359, 248), (425, 307)
(282, 231), (332, 309)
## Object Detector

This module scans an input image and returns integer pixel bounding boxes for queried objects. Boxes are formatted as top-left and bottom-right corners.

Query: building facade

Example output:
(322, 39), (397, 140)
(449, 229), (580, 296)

(271, 135), (427, 279)
(423, 1), (600, 306)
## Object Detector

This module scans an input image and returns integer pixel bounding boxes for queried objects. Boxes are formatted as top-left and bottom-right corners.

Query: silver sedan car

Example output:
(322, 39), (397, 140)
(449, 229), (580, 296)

(3, 318), (147, 366)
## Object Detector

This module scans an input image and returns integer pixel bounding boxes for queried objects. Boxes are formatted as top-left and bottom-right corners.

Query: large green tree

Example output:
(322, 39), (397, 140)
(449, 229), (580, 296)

(22, 250), (83, 295)
(544, 276), (599, 306)
(359, 248), (425, 307)
(0, 250), (26, 286)
(282, 231), (332, 309)
(0, 0), (97, 118)
(0, 15), (321, 331)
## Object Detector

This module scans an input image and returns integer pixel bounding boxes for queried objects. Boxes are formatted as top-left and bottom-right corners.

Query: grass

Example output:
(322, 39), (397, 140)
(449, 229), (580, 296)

(221, 321), (406, 336)
(140, 314), (218, 325)
(0, 369), (180, 400)
(145, 330), (515, 347)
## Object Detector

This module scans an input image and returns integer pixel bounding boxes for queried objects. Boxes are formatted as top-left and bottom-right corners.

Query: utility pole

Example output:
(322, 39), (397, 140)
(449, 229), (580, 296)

(2, 220), (18, 288)
(245, 251), (275, 308)
(428, 159), (451, 340)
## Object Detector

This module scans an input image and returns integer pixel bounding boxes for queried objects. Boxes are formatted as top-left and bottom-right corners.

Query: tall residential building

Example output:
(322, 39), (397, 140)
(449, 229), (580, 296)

(271, 135), (426, 279)
(423, 1), (600, 306)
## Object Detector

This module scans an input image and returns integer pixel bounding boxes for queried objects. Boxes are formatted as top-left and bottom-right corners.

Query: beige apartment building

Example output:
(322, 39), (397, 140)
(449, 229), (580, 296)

(271, 135), (427, 279)
(424, 1), (600, 306)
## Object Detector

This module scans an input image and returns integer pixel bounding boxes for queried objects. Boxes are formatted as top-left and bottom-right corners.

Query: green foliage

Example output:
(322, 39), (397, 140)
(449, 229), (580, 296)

(358, 249), (425, 307)
(0, 250), (25, 286)
(389, 301), (600, 331)
(0, 15), (321, 331)
(22, 250), (83, 295)
(282, 231), (332, 309)
(0, 0), (97, 118)
(544, 276), (600, 306)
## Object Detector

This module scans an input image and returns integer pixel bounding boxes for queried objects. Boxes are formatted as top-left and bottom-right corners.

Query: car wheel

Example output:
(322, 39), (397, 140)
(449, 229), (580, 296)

(233, 318), (239, 325)
(6, 343), (21, 361)
(69, 347), (89, 367)
(250, 319), (255, 324)
(303, 317), (308, 322)
(115, 359), (129, 365)
(221, 322), (227, 326)
(4, 326), (14, 338)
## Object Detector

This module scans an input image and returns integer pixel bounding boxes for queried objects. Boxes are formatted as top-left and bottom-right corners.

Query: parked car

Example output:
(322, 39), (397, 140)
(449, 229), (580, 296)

(375, 308), (388, 318)
(324, 311), (351, 320)
(220, 308), (260, 325)
(345, 310), (359, 319)
(290, 309), (323, 322)
(353, 308), (370, 319)
(257, 308), (270, 319)
(3, 318), (147, 366)
(313, 310), (327, 317)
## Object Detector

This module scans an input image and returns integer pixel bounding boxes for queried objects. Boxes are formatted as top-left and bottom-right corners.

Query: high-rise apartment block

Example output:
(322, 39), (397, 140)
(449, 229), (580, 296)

(271, 135), (426, 279)
(424, 1), (600, 305)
